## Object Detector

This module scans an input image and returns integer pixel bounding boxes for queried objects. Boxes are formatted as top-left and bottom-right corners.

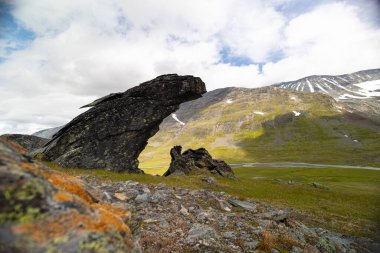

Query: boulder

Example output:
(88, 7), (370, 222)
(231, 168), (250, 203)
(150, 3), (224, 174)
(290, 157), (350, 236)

(40, 74), (206, 173)
(163, 146), (234, 178)
(1, 134), (49, 153)
(0, 138), (138, 252)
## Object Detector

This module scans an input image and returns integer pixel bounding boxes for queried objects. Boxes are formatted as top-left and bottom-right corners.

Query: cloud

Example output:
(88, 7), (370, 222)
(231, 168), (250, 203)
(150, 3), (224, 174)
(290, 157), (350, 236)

(0, 0), (379, 134)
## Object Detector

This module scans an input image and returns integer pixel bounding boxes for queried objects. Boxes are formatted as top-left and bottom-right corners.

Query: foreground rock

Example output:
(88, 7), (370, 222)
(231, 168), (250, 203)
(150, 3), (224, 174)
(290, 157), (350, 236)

(0, 138), (139, 252)
(40, 74), (206, 172)
(0, 134), (48, 153)
(81, 176), (380, 253)
(163, 146), (235, 178)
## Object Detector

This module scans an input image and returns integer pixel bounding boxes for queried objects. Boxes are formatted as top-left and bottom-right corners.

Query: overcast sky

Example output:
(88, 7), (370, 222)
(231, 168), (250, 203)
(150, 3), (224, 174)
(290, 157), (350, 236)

(0, 0), (379, 134)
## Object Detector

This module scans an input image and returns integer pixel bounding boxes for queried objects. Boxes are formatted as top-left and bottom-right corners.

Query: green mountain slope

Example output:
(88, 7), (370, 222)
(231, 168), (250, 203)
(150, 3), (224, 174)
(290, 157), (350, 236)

(139, 87), (380, 167)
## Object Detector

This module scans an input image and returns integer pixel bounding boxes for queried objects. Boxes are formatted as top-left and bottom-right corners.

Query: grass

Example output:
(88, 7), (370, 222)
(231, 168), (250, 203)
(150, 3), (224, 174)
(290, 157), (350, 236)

(47, 162), (380, 240)
(139, 89), (380, 167)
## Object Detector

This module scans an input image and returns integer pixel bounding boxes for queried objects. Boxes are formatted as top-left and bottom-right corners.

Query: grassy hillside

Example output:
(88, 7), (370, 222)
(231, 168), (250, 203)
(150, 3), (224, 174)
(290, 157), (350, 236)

(49, 163), (380, 240)
(139, 87), (380, 167)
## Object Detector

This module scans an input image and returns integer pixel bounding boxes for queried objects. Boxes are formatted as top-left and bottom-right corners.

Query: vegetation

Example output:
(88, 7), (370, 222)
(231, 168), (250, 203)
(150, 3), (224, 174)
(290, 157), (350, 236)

(48, 162), (380, 240)
(139, 89), (380, 167)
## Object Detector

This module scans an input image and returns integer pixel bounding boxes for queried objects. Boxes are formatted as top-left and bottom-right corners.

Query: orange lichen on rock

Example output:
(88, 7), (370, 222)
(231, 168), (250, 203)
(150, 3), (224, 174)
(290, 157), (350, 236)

(0, 136), (26, 154)
(12, 206), (131, 243)
(44, 172), (94, 204)
(53, 191), (75, 202)
(20, 162), (39, 174)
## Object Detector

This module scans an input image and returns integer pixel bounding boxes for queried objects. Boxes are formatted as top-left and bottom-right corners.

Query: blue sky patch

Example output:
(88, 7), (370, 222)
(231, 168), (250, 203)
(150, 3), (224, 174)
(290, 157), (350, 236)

(220, 47), (254, 66)
(0, 2), (35, 60)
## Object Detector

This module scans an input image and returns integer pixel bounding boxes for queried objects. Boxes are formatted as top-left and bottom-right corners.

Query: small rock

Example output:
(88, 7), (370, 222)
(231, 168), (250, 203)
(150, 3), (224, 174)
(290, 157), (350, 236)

(114, 192), (128, 201)
(291, 246), (303, 253)
(218, 199), (232, 212)
(201, 177), (216, 184)
(125, 180), (139, 187)
(159, 220), (170, 228)
(103, 191), (113, 201)
(144, 218), (159, 224)
(135, 193), (150, 203)
(245, 241), (259, 249)
(311, 182), (330, 190)
(180, 205), (189, 216)
(222, 231), (236, 240)
(125, 189), (140, 199)
(186, 223), (218, 244)
(142, 187), (151, 194)
(228, 199), (256, 211)
(150, 191), (168, 203)
(272, 208), (291, 222)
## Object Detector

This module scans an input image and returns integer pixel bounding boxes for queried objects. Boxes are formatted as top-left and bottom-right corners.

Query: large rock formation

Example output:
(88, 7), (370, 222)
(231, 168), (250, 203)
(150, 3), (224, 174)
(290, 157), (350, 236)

(41, 74), (206, 173)
(0, 137), (138, 252)
(163, 146), (234, 178)
(1, 134), (49, 153)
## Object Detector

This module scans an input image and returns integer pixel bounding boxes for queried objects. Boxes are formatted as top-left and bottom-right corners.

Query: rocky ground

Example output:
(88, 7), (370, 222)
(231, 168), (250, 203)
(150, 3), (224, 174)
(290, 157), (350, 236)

(80, 175), (380, 253)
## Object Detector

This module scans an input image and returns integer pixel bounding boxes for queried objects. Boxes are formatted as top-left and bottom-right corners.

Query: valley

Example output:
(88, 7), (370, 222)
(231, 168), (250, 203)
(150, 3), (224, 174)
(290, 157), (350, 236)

(139, 85), (380, 168)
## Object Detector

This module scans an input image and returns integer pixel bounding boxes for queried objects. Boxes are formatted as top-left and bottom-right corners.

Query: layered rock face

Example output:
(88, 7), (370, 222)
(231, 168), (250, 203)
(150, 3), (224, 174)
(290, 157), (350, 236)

(1, 134), (49, 153)
(163, 146), (234, 178)
(41, 74), (206, 172)
(0, 138), (138, 252)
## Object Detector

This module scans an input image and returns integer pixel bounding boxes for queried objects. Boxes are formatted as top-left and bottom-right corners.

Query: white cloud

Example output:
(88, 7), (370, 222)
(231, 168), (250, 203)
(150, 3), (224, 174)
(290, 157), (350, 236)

(0, 0), (379, 134)
(262, 2), (380, 83)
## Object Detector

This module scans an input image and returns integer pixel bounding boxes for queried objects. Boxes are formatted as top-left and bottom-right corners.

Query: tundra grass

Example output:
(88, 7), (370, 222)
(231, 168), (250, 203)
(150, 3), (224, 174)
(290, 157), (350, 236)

(48, 163), (380, 240)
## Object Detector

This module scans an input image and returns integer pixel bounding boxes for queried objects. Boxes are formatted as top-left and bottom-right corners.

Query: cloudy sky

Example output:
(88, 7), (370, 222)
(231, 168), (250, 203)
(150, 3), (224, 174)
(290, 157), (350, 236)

(0, 0), (379, 134)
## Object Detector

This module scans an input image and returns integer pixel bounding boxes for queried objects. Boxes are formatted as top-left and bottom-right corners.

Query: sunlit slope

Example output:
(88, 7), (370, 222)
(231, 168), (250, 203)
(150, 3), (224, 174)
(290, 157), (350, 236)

(139, 87), (380, 167)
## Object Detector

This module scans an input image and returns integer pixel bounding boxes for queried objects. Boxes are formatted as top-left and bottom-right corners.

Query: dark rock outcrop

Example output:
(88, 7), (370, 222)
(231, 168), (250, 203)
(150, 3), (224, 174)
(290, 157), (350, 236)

(163, 146), (234, 178)
(0, 138), (138, 252)
(1, 134), (49, 153)
(40, 74), (206, 173)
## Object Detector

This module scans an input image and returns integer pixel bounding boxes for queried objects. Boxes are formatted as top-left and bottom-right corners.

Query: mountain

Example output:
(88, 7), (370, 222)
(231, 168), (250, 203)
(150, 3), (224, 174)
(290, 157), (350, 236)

(33, 126), (63, 139)
(272, 69), (380, 122)
(30, 69), (380, 167)
(139, 73), (380, 167)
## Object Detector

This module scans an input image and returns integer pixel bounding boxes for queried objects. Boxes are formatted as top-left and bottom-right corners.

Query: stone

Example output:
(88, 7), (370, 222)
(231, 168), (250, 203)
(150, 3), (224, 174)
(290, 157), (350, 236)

(201, 176), (216, 184)
(163, 146), (234, 178)
(150, 191), (168, 204)
(135, 193), (150, 203)
(228, 199), (256, 211)
(245, 241), (259, 249)
(0, 138), (137, 252)
(218, 199), (232, 212)
(186, 223), (218, 244)
(180, 205), (189, 216)
(0, 134), (49, 153)
(311, 182), (330, 190)
(222, 231), (236, 240)
(40, 74), (206, 172)
(272, 208), (291, 222)
(114, 192), (128, 201)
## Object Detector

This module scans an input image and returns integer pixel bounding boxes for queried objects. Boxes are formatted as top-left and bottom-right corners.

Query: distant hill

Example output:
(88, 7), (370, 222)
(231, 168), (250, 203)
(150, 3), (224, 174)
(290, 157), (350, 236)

(33, 126), (63, 139)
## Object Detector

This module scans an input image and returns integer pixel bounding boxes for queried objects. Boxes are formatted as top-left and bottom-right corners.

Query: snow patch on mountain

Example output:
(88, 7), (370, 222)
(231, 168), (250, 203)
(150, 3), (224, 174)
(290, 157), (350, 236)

(306, 79), (314, 93)
(353, 79), (380, 91)
(172, 114), (185, 126)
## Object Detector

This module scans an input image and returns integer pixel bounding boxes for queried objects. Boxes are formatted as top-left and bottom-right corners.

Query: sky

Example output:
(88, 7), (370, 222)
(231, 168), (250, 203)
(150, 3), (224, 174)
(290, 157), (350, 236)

(0, 0), (379, 134)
